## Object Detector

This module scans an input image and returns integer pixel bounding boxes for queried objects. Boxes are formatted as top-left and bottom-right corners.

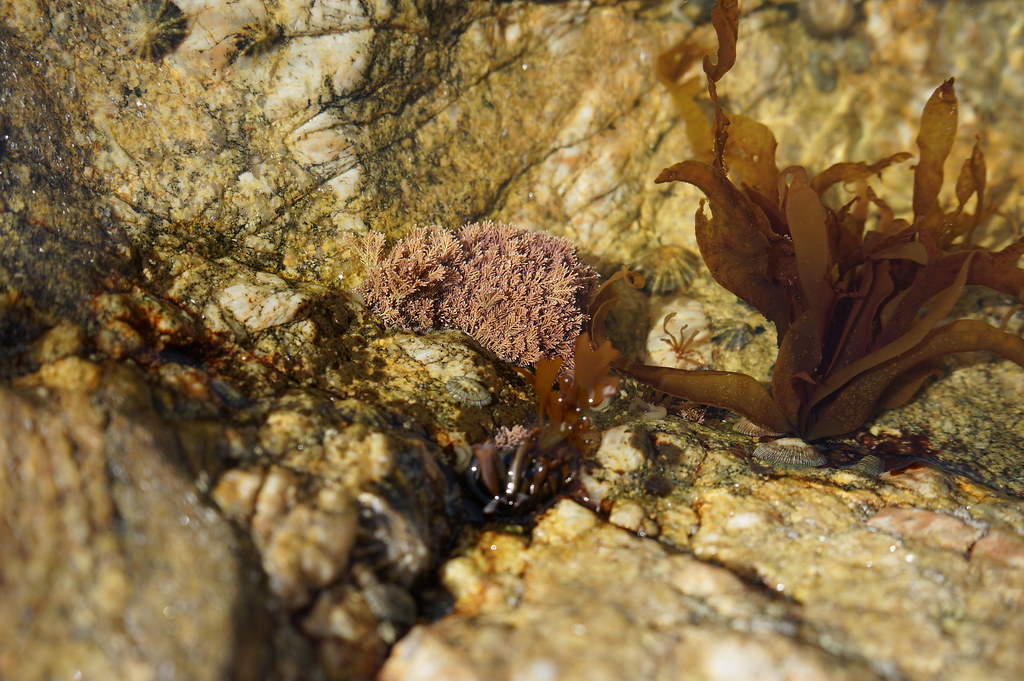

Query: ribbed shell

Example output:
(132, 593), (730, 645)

(753, 438), (827, 467)
(734, 416), (785, 438)
(446, 376), (492, 407)
(845, 454), (885, 478)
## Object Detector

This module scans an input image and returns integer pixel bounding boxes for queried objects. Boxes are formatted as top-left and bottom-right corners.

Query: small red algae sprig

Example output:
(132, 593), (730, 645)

(590, 0), (1024, 443)
(659, 312), (707, 368)
(355, 221), (598, 368)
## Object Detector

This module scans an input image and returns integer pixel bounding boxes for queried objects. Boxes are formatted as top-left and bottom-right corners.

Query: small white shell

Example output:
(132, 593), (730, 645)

(753, 438), (827, 467)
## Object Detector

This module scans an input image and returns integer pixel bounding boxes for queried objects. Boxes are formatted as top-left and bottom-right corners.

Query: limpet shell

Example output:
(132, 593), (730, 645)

(446, 376), (491, 407)
(734, 416), (785, 438)
(845, 454), (885, 478)
(632, 244), (702, 296)
(712, 320), (759, 352)
(231, 22), (284, 62)
(128, 0), (189, 61)
(808, 51), (838, 94)
(753, 437), (827, 467)
(799, 0), (856, 39)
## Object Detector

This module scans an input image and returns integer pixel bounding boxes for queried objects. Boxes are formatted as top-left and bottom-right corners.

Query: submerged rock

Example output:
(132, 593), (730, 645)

(387, 412), (1024, 681)
(384, 499), (881, 681)
(2, 0), (1023, 680)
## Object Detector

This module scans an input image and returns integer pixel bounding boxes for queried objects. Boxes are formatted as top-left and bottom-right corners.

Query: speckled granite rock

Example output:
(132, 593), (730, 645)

(386, 412), (1024, 681)
(3, 0), (1023, 287)
(384, 500), (883, 681)
(2, 0), (1024, 680)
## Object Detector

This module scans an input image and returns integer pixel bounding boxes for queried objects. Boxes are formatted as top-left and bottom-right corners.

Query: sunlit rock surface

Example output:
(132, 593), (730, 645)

(2, 1), (1023, 680)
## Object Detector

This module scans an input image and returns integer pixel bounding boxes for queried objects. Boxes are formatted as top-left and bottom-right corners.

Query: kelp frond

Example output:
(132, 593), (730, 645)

(592, 0), (1024, 442)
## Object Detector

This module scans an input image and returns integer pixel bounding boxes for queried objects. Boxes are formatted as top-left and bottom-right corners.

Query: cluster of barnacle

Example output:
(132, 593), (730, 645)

(591, 0), (1024, 469)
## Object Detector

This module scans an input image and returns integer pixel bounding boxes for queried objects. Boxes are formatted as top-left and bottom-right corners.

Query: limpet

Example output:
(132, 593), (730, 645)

(799, 0), (856, 39)
(127, 0), (189, 61)
(712, 320), (761, 351)
(228, 21), (284, 63)
(446, 376), (491, 407)
(753, 437), (827, 467)
(808, 51), (838, 94)
(843, 35), (873, 74)
(845, 454), (884, 477)
(734, 416), (785, 438)
(631, 243), (702, 296)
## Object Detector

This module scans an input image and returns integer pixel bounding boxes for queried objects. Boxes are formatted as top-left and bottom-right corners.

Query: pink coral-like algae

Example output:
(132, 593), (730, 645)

(356, 221), (598, 367)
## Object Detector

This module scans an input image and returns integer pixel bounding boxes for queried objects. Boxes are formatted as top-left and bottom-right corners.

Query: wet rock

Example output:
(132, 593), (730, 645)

(970, 530), (1024, 570)
(207, 382), (459, 677)
(383, 500), (881, 681)
(3, 1), (1024, 680)
(218, 271), (310, 334)
(594, 424), (652, 474)
(387, 403), (1024, 680)
(0, 372), (270, 681)
(867, 508), (984, 554)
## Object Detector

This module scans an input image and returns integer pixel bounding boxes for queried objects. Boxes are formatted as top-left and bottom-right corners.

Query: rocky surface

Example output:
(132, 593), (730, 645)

(0, 361), (269, 681)
(385, 453), (1024, 681)
(2, 1), (1023, 680)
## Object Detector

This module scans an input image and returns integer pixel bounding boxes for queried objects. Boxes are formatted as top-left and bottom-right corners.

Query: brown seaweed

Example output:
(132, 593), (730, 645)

(467, 332), (620, 517)
(591, 0), (1024, 442)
